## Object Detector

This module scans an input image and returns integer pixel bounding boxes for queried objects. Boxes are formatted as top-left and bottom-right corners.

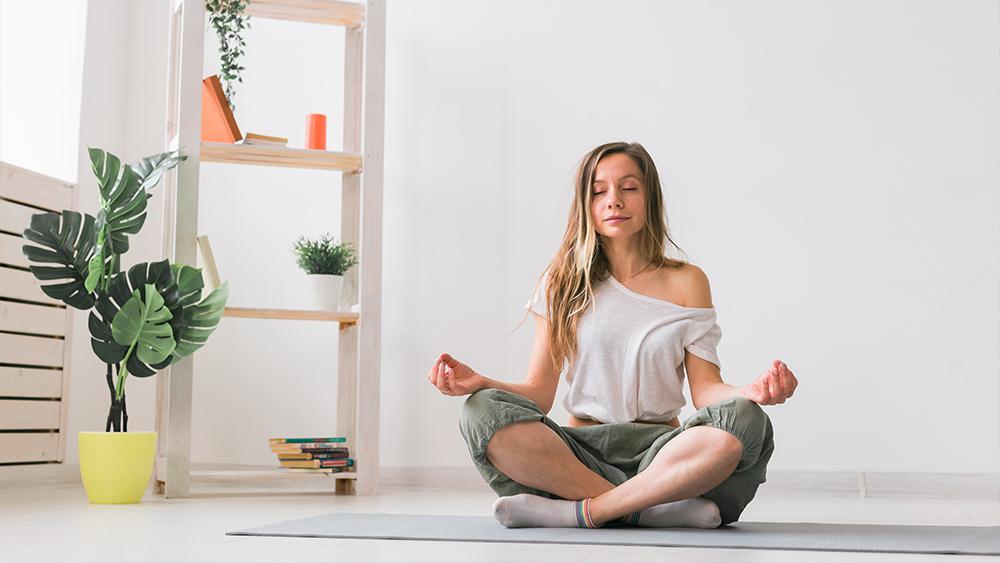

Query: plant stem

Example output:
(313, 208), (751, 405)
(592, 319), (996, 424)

(105, 363), (115, 431)
(115, 341), (136, 401)
(121, 388), (128, 432)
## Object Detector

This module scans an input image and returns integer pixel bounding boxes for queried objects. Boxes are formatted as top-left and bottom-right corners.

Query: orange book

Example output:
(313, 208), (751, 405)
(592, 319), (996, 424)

(201, 75), (242, 143)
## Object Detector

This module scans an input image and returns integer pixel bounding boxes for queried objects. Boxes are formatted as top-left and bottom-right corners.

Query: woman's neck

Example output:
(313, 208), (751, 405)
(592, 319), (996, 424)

(603, 239), (649, 282)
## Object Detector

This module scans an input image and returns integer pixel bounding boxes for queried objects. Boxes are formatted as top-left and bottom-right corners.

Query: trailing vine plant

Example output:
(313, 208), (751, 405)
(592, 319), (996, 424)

(206, 0), (251, 111)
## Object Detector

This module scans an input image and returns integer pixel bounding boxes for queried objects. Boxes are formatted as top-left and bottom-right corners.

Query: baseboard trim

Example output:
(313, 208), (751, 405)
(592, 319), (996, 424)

(2, 463), (996, 501)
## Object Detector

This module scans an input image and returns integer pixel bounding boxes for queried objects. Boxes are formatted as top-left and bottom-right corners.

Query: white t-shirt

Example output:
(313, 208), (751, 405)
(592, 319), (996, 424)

(524, 270), (722, 424)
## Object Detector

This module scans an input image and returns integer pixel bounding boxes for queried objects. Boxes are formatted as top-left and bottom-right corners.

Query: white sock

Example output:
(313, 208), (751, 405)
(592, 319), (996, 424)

(491, 494), (722, 529)
(634, 497), (721, 528)
(492, 494), (597, 528)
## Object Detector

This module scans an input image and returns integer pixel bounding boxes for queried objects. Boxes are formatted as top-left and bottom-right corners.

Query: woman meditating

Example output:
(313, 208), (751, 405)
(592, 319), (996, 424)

(426, 141), (798, 529)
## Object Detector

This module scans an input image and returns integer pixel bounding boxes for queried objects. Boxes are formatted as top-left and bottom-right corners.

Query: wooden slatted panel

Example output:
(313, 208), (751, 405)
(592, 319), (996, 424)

(0, 366), (62, 398)
(0, 232), (30, 268)
(0, 432), (60, 463)
(0, 333), (64, 367)
(0, 266), (62, 306)
(0, 198), (40, 234)
(0, 162), (73, 211)
(246, 0), (365, 27)
(0, 400), (61, 429)
(0, 300), (66, 336)
(0, 161), (74, 466)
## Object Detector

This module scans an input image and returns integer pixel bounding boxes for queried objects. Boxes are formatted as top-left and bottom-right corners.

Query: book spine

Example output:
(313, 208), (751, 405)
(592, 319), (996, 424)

(317, 459), (354, 468)
(279, 458), (355, 469)
(269, 437), (347, 444)
(277, 452), (350, 460)
(270, 446), (350, 453)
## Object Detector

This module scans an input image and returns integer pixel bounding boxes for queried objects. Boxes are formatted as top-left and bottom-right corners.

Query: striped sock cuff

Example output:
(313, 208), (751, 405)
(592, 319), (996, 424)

(574, 498), (600, 528)
(618, 510), (642, 526)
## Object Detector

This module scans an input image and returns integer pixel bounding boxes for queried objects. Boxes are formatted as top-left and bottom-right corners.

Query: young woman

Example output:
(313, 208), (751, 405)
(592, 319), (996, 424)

(426, 142), (798, 529)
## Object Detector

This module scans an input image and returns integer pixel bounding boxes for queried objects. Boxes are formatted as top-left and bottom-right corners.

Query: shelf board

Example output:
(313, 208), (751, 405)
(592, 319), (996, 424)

(246, 0), (365, 28)
(191, 468), (357, 479)
(201, 142), (362, 173)
(224, 307), (359, 324)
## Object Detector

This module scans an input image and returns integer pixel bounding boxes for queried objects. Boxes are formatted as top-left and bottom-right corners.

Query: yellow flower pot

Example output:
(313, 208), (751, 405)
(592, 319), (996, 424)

(78, 431), (157, 504)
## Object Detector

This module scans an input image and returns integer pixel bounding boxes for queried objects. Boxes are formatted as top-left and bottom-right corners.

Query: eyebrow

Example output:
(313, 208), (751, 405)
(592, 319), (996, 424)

(592, 174), (640, 185)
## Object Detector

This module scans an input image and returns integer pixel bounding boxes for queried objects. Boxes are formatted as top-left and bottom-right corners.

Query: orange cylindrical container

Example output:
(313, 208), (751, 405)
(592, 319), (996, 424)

(306, 113), (327, 150)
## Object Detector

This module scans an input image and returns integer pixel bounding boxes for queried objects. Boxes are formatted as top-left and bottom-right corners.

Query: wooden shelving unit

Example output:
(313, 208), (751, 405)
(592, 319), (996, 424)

(245, 0), (366, 26)
(223, 307), (359, 324)
(155, 0), (384, 497)
(200, 142), (362, 172)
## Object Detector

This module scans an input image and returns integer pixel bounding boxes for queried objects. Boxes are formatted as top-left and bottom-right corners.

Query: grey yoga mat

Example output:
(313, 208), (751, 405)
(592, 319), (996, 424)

(227, 512), (1000, 556)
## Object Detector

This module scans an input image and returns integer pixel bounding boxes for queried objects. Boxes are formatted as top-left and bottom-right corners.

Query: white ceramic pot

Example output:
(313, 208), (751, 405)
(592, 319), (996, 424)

(306, 274), (344, 312)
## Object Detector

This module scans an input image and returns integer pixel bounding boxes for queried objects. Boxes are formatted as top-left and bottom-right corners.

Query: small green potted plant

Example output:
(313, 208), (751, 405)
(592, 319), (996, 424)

(21, 147), (229, 504)
(292, 233), (358, 312)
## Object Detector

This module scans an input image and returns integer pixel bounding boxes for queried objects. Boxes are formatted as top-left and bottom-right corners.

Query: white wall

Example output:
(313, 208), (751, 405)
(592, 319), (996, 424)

(0, 0), (173, 464)
(0, 0), (86, 181)
(3, 0), (997, 474)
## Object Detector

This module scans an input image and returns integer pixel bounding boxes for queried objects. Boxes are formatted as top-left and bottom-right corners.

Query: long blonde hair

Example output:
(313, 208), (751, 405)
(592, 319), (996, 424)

(516, 142), (688, 373)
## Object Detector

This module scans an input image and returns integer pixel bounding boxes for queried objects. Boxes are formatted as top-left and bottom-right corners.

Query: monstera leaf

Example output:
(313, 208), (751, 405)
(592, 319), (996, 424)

(21, 210), (97, 309)
(89, 261), (178, 377)
(89, 261), (229, 374)
(129, 150), (186, 192)
(82, 149), (186, 294)
(171, 263), (205, 308)
(89, 147), (148, 256)
(172, 281), (229, 360)
(86, 148), (148, 293)
(112, 284), (176, 369)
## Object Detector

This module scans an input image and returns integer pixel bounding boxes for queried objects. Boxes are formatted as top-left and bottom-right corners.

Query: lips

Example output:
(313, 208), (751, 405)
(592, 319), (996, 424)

(605, 216), (629, 222)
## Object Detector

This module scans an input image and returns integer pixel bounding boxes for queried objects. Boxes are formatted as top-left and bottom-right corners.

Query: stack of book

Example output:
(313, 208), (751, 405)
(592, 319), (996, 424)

(269, 437), (355, 474)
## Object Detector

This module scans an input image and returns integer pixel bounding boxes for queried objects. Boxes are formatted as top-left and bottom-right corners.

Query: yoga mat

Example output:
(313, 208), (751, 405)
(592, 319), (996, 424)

(228, 512), (1000, 556)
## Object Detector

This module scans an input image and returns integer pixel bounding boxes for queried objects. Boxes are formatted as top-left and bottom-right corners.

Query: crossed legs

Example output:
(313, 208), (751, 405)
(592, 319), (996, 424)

(486, 420), (742, 527)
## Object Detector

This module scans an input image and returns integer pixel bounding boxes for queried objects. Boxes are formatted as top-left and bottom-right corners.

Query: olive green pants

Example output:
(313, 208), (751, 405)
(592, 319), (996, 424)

(459, 388), (774, 527)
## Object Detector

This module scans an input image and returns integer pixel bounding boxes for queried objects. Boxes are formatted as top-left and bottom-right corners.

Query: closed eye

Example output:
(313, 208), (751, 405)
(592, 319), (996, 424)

(592, 188), (637, 195)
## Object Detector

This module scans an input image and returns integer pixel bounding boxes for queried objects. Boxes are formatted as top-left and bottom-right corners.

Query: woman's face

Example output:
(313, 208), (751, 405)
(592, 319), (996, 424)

(590, 153), (646, 240)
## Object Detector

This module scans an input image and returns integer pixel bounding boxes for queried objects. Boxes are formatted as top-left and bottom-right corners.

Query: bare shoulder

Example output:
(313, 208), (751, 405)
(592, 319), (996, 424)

(676, 263), (713, 308)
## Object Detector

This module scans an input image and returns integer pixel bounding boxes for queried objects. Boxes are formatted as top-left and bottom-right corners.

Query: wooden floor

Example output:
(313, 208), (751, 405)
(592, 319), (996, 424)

(1, 464), (997, 562)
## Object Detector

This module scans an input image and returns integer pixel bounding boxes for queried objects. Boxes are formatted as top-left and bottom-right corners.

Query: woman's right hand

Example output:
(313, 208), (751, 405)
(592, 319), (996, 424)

(427, 353), (487, 397)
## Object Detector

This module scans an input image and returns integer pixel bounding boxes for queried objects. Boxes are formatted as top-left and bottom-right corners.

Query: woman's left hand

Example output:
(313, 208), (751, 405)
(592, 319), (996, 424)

(741, 359), (797, 405)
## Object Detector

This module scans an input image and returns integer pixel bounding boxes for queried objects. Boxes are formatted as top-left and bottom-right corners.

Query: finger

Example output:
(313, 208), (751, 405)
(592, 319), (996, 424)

(781, 364), (797, 397)
(435, 362), (449, 393)
(429, 360), (439, 385)
(445, 368), (456, 394)
(777, 364), (792, 396)
(441, 353), (456, 368)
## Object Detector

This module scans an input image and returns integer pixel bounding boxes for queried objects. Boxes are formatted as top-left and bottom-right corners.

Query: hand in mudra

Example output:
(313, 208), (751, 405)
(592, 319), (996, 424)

(741, 359), (797, 405)
(427, 353), (487, 396)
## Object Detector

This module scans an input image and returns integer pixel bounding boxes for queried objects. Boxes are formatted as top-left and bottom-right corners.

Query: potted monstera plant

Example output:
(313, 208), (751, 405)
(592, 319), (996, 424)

(21, 147), (229, 504)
